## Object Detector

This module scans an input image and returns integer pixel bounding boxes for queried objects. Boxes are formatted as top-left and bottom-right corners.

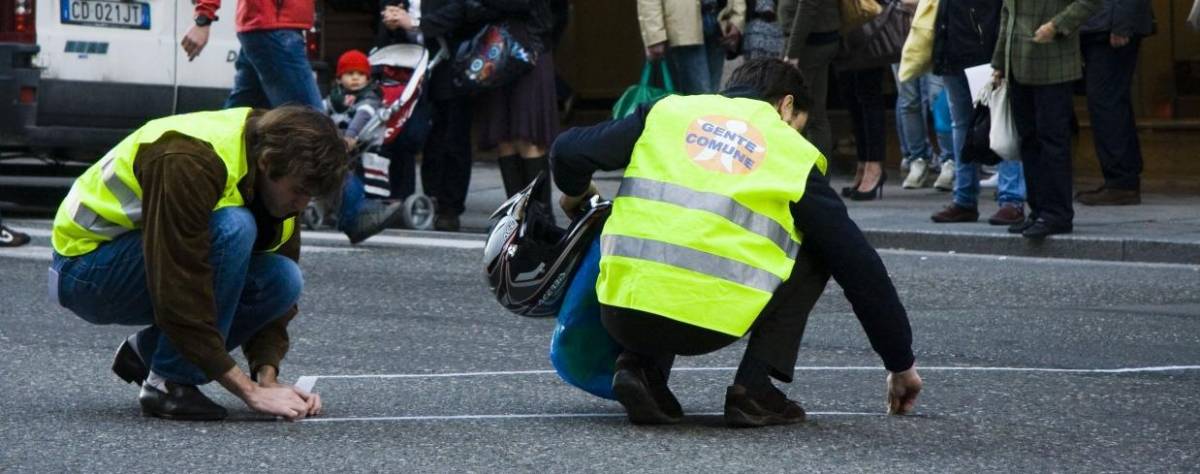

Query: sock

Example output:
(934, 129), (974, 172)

(145, 371), (169, 392)
(497, 154), (526, 197)
(734, 356), (775, 396)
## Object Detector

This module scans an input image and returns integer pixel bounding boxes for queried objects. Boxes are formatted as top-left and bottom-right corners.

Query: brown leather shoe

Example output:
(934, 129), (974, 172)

(987, 206), (1025, 226)
(724, 384), (806, 428)
(1078, 188), (1141, 206)
(930, 204), (979, 223)
(1074, 185), (1105, 199)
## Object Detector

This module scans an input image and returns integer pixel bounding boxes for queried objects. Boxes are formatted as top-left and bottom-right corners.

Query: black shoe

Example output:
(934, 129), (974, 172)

(344, 199), (406, 244)
(433, 213), (460, 232)
(1008, 217), (1038, 234)
(138, 381), (228, 421)
(724, 384), (806, 428)
(112, 335), (148, 386)
(840, 186), (854, 198)
(1022, 219), (1073, 240)
(848, 172), (887, 201)
(0, 224), (30, 247)
(611, 354), (683, 425)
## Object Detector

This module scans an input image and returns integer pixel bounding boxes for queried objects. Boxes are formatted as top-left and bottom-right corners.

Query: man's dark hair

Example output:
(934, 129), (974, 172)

(726, 58), (812, 112)
(248, 106), (349, 199)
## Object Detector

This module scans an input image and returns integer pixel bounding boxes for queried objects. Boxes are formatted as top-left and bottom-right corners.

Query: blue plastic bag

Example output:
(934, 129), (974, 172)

(549, 237), (621, 400)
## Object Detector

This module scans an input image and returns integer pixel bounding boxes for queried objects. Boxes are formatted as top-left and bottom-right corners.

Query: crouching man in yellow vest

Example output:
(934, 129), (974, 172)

(48, 106), (348, 421)
(552, 59), (923, 427)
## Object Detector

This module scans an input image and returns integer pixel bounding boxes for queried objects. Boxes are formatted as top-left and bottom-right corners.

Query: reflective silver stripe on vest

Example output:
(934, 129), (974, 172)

(601, 234), (781, 293)
(67, 193), (126, 239)
(618, 177), (799, 257)
(100, 157), (143, 222)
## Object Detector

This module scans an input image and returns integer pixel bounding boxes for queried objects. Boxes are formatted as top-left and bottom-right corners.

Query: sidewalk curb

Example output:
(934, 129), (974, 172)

(861, 228), (1200, 265)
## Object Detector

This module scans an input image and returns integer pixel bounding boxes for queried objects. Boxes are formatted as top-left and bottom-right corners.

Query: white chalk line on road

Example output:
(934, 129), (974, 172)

(0, 244), (363, 262)
(7, 226), (485, 250)
(297, 365), (1200, 385)
(299, 411), (883, 423)
(293, 365), (1198, 424)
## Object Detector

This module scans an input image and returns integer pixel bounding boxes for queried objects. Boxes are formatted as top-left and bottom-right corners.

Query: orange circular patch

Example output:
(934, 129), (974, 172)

(683, 115), (767, 175)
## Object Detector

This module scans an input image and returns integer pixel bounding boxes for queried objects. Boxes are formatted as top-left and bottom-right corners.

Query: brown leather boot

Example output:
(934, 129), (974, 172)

(1078, 188), (1141, 206)
(930, 204), (979, 223)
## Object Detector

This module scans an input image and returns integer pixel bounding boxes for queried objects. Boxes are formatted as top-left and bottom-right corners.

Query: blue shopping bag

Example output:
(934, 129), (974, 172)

(549, 237), (621, 400)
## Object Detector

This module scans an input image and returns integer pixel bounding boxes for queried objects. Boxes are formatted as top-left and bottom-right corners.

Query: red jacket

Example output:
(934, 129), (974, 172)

(195, 0), (314, 33)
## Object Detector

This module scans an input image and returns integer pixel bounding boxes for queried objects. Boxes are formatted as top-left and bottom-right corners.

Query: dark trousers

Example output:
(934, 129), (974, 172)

(600, 250), (831, 384)
(420, 96), (474, 216)
(838, 67), (887, 163)
(1009, 79), (1076, 226)
(383, 93), (434, 199)
(1082, 33), (1143, 191)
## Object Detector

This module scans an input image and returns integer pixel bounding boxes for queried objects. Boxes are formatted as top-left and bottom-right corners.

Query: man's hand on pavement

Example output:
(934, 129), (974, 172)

(645, 42), (667, 61)
(886, 367), (922, 415)
(254, 365), (322, 417)
(181, 25), (210, 61)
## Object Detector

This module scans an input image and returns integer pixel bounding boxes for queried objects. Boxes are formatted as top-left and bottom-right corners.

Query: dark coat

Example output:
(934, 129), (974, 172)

(932, 0), (1002, 75)
(1079, 0), (1155, 36)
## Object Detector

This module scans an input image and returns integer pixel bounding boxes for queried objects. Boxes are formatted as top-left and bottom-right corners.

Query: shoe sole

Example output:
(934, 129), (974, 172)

(112, 341), (148, 386)
(612, 370), (681, 425)
(141, 409), (228, 421)
(988, 218), (1025, 226)
(724, 405), (806, 428)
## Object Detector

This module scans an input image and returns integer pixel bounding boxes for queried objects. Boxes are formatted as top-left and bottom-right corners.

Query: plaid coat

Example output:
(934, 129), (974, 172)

(991, 0), (1102, 85)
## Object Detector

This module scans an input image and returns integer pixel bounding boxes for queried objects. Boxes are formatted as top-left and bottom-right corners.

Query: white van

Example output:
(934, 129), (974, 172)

(0, 0), (322, 157)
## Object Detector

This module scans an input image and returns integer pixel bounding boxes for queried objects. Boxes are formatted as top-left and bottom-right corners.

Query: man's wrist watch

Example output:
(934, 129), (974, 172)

(195, 14), (215, 27)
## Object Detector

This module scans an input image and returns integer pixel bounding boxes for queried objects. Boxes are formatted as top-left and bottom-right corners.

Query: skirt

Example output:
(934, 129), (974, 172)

(477, 50), (560, 150)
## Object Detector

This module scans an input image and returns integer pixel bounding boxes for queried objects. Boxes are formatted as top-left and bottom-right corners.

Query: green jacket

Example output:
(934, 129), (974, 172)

(992, 0), (1102, 85)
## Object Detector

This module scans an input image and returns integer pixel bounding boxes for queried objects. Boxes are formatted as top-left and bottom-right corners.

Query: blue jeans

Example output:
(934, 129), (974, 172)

(942, 71), (1025, 208)
(50, 207), (303, 385)
(892, 65), (932, 162)
(337, 174), (366, 231)
(666, 12), (724, 94)
(225, 29), (323, 110)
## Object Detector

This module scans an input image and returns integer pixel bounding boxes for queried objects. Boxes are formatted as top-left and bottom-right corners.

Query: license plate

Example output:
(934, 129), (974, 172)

(61, 0), (150, 30)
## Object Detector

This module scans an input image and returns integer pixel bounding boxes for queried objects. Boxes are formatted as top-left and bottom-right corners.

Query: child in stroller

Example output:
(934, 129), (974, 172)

(305, 47), (437, 238)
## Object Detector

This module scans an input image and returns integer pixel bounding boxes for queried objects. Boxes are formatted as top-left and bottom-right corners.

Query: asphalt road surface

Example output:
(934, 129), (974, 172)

(1, 221), (1198, 472)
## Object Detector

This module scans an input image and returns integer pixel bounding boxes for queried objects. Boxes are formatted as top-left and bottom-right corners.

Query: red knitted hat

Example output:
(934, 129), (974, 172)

(336, 50), (370, 77)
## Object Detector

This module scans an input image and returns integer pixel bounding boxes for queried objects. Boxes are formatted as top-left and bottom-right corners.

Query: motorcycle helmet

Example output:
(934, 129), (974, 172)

(483, 175), (610, 317)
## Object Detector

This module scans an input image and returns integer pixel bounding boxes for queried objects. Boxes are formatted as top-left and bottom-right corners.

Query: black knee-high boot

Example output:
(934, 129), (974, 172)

(497, 154), (526, 197)
(522, 155), (556, 224)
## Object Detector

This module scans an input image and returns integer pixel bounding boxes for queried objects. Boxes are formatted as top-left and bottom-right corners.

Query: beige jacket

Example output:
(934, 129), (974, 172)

(638, 0), (746, 48)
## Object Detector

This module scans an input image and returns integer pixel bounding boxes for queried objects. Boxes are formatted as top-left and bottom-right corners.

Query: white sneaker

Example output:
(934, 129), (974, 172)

(902, 159), (930, 189)
(933, 161), (955, 191)
(979, 173), (999, 188)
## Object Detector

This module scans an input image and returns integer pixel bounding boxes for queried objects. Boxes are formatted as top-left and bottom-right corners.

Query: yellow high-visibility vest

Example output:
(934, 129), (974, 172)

(52, 108), (295, 257)
(597, 94), (828, 336)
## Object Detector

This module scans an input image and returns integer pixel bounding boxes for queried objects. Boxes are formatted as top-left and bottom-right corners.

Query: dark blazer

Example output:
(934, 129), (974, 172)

(933, 0), (1002, 75)
(1079, 0), (1155, 36)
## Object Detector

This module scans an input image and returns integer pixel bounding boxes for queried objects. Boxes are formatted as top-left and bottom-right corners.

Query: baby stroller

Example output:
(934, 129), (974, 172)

(303, 43), (444, 231)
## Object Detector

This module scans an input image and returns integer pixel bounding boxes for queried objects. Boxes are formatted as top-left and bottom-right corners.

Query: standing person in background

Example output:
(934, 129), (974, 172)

(182, 0), (323, 110)
(741, 0), (785, 60)
(929, 0), (1027, 227)
(893, 71), (955, 191)
(993, 0), (1101, 239)
(638, 0), (747, 95)
(779, 0), (840, 169)
(1076, 0), (1154, 206)
(477, 0), (561, 222)
(0, 211), (31, 247)
(376, 0), (437, 209)
(415, 0), (485, 231)
(837, 65), (888, 201)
